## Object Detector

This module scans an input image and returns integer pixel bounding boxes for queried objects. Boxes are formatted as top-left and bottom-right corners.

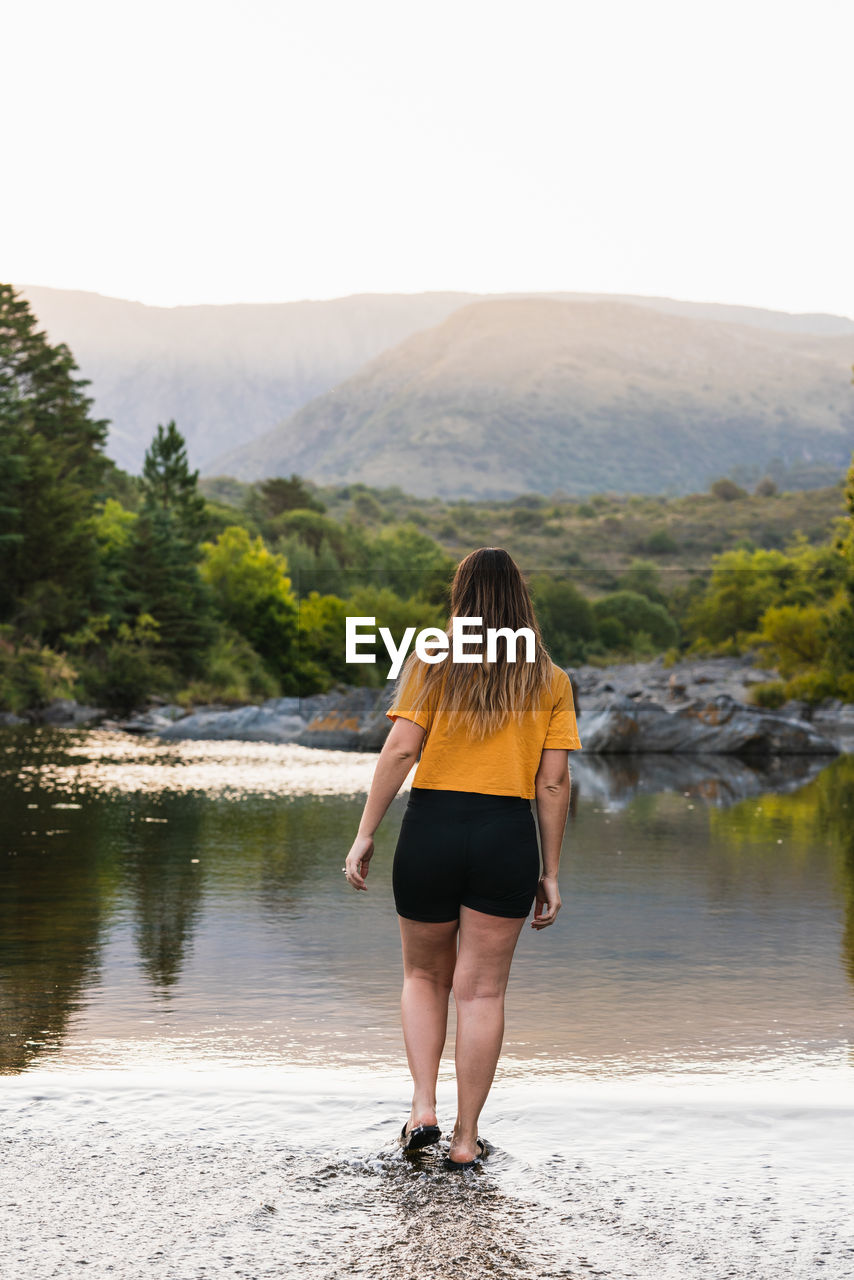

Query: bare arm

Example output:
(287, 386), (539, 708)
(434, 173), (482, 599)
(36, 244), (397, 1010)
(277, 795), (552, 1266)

(532, 747), (571, 929)
(344, 716), (426, 890)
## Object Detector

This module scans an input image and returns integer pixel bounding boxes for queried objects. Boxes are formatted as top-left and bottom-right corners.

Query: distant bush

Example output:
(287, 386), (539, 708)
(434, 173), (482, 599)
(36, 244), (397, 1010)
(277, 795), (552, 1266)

(710, 477), (749, 501)
(644, 528), (679, 555)
(529, 574), (596, 664)
(510, 508), (544, 531)
(755, 476), (778, 497)
(591, 590), (680, 651)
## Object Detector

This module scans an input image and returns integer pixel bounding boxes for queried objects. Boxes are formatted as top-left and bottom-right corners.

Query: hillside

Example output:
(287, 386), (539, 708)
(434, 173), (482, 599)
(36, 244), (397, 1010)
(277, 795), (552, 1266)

(208, 297), (854, 498)
(14, 286), (479, 473)
(15, 284), (854, 486)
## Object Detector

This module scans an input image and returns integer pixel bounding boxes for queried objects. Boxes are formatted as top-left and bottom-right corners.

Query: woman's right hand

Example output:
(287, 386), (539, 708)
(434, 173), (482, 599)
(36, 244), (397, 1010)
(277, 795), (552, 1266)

(532, 874), (561, 929)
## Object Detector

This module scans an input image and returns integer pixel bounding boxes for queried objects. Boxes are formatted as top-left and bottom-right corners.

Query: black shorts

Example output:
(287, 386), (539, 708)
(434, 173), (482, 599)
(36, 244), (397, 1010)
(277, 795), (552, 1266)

(392, 787), (541, 923)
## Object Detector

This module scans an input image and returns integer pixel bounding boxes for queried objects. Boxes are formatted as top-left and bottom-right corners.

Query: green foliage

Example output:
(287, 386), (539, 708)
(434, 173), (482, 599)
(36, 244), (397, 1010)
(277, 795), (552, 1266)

(617, 560), (667, 607)
(90, 498), (138, 623)
(254, 474), (325, 517)
(199, 525), (303, 690)
(591, 590), (680, 652)
(361, 524), (456, 605)
(270, 509), (355, 558)
(747, 602), (828, 678)
(710, 477), (749, 501)
(0, 625), (78, 712)
(127, 422), (218, 677)
(682, 538), (845, 650)
(140, 421), (207, 537)
(176, 626), (281, 706)
(69, 612), (174, 715)
(644, 527), (679, 555)
(352, 491), (384, 521)
(0, 282), (110, 641)
(510, 507), (544, 531)
(529, 574), (597, 664)
(748, 681), (787, 708)
(297, 593), (352, 687)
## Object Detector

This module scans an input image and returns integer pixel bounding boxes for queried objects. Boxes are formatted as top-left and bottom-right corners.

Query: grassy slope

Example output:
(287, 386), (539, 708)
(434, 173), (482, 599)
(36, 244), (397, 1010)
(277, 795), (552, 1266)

(200, 474), (847, 597)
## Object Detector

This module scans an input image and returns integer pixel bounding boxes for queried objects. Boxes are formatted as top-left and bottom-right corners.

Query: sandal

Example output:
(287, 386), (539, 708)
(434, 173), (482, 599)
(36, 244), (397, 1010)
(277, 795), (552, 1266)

(399, 1122), (442, 1152)
(444, 1137), (486, 1171)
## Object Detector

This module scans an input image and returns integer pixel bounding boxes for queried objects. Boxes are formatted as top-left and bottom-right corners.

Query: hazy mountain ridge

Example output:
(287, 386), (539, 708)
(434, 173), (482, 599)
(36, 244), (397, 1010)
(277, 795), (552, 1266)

(15, 283), (854, 487)
(209, 297), (854, 498)
(15, 285), (480, 473)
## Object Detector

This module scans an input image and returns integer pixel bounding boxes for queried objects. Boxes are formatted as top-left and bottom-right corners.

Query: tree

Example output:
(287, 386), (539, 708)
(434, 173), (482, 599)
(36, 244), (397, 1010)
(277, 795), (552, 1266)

(127, 422), (217, 676)
(199, 525), (302, 689)
(529, 574), (596, 664)
(0, 283), (110, 641)
(140, 421), (207, 540)
(592, 590), (680, 651)
(253, 474), (326, 518)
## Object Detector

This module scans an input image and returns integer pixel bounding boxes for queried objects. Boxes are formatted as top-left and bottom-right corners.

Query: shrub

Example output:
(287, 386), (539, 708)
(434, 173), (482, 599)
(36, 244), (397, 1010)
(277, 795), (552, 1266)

(644, 528), (679, 555)
(176, 627), (281, 707)
(710, 477), (748, 501)
(0, 626), (78, 712)
(749, 681), (787, 709)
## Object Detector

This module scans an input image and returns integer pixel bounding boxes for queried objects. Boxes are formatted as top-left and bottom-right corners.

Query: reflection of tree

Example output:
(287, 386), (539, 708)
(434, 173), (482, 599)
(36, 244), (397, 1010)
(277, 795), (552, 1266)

(195, 796), (343, 920)
(709, 755), (854, 987)
(123, 801), (206, 990)
(815, 757), (854, 986)
(0, 736), (119, 1074)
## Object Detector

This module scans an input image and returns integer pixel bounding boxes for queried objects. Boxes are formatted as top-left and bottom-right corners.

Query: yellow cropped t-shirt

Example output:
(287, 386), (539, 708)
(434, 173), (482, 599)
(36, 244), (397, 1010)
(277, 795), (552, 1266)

(386, 659), (582, 799)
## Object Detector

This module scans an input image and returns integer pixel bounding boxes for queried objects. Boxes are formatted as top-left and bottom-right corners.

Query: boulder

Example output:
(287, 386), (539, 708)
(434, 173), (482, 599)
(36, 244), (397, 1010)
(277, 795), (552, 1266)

(293, 687), (394, 751)
(154, 696), (306, 742)
(27, 699), (106, 727)
(578, 693), (838, 756)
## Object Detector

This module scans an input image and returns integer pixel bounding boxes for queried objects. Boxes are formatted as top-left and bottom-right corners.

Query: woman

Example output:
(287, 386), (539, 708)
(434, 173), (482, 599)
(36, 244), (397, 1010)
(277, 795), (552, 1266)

(343, 547), (582, 1169)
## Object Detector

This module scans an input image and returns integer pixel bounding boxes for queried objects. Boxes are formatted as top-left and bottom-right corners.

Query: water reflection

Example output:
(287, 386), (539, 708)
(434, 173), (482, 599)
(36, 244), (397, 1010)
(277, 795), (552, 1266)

(1, 727), (852, 1081)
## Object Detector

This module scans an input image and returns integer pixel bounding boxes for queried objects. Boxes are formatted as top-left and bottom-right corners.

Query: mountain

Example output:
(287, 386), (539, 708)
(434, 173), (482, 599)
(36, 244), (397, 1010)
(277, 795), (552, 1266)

(14, 286), (480, 473)
(15, 283), (854, 486)
(207, 297), (854, 498)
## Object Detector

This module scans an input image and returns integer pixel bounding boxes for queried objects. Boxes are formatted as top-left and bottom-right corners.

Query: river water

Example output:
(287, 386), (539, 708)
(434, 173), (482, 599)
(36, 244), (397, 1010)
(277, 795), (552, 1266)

(1, 726), (852, 1278)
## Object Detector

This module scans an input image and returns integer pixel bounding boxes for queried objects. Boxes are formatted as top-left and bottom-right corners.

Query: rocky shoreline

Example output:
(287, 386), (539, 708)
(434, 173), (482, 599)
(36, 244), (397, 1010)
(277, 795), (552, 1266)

(3, 653), (852, 755)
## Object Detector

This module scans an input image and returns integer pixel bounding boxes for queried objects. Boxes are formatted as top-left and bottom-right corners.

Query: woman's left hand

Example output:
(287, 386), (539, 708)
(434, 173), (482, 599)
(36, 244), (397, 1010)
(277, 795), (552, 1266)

(344, 834), (374, 891)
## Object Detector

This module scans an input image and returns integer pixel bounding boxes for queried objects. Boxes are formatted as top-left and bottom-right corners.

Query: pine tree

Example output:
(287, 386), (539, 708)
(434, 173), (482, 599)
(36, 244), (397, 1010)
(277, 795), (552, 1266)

(127, 421), (217, 676)
(0, 283), (110, 641)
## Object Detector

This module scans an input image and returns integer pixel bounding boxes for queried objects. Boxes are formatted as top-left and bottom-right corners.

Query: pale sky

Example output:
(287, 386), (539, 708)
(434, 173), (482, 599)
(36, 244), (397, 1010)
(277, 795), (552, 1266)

(5, 0), (853, 317)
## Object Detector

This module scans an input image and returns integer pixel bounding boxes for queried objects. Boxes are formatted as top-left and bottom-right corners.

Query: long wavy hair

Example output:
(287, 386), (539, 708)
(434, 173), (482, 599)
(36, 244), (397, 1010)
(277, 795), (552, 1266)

(395, 547), (554, 739)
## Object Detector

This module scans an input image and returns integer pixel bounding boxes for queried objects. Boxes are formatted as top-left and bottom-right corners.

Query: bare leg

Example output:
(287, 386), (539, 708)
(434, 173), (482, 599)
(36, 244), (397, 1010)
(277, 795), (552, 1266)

(398, 916), (459, 1130)
(449, 905), (526, 1163)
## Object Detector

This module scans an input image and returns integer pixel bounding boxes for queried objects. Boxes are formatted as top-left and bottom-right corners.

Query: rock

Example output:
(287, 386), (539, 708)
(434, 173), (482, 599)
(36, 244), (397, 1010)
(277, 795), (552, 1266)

(577, 693), (838, 756)
(27, 699), (106, 726)
(293, 687), (394, 750)
(668, 673), (688, 700)
(0, 711), (25, 726)
(569, 750), (832, 810)
(779, 699), (812, 722)
(154, 697), (306, 742)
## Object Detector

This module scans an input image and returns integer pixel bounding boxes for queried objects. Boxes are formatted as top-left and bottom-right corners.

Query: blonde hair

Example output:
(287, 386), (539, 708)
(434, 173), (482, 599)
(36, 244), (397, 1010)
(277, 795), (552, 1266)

(395, 547), (554, 739)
